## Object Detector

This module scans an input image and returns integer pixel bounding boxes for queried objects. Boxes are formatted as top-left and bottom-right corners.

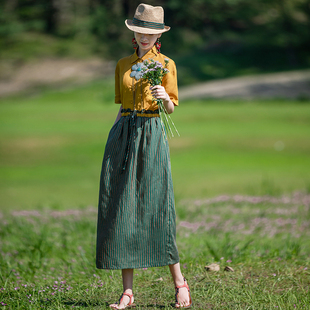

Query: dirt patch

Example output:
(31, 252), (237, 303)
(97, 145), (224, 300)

(1, 58), (310, 100)
(179, 69), (310, 100)
(4, 136), (68, 151)
(0, 58), (115, 98)
(168, 137), (195, 150)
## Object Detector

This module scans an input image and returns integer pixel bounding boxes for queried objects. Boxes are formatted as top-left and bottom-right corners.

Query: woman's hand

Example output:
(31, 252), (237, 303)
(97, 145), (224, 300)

(150, 85), (174, 114)
(150, 85), (169, 101)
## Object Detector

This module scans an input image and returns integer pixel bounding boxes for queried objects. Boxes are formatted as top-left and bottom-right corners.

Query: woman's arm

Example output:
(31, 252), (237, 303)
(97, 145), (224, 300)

(150, 85), (175, 114)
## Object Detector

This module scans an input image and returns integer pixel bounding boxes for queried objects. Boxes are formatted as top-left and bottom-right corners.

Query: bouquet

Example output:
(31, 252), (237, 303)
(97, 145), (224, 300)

(141, 58), (179, 140)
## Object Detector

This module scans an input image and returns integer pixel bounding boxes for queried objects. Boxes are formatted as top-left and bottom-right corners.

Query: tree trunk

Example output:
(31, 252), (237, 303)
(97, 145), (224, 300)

(44, 0), (58, 34)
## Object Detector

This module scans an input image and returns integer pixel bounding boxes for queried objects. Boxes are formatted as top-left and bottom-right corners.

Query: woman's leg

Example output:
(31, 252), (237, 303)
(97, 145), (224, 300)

(122, 268), (134, 294)
(109, 269), (134, 309)
(169, 263), (190, 307)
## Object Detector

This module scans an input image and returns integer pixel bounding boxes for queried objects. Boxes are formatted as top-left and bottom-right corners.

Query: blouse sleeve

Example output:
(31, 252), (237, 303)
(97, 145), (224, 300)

(162, 59), (179, 106)
(115, 61), (121, 104)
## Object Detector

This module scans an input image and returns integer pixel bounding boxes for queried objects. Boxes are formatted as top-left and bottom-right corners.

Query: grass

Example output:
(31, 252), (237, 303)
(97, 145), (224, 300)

(0, 79), (310, 308)
(0, 195), (309, 309)
(0, 80), (310, 209)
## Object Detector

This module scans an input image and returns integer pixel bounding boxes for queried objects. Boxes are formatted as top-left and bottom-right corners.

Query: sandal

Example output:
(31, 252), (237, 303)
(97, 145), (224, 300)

(109, 292), (136, 309)
(175, 278), (192, 308)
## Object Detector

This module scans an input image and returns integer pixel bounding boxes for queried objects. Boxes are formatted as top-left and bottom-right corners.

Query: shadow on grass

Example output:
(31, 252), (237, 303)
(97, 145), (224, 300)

(144, 305), (169, 308)
(63, 300), (108, 308)
(63, 300), (169, 308)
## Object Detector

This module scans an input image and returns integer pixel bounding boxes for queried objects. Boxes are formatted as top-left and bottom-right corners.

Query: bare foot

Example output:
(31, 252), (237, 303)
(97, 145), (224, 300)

(109, 291), (134, 309)
(175, 280), (191, 308)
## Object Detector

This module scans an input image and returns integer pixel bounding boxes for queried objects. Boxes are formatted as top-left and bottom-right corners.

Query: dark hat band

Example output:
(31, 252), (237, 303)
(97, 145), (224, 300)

(132, 17), (165, 30)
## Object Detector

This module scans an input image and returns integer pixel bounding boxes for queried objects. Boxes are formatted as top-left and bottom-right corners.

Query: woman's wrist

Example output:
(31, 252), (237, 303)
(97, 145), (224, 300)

(163, 96), (174, 114)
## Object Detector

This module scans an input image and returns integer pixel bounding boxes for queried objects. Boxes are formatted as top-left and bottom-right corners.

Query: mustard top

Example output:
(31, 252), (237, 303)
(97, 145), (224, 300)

(115, 46), (179, 111)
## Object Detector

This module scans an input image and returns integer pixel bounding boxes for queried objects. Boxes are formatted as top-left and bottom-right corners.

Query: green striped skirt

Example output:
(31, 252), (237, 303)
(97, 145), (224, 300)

(96, 113), (179, 269)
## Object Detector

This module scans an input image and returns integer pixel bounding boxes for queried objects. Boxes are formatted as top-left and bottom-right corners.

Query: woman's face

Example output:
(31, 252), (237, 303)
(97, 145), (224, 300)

(134, 32), (161, 54)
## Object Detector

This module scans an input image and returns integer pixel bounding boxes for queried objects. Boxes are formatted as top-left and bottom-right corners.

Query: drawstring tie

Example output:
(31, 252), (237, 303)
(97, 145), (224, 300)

(122, 110), (137, 172)
(120, 109), (159, 172)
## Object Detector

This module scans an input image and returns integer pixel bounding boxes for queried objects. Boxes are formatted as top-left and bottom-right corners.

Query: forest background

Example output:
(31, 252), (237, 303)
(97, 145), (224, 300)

(1, 0), (310, 85)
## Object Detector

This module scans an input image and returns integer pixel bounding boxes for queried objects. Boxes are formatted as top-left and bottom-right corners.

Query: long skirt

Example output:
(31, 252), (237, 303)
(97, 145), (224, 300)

(96, 115), (179, 269)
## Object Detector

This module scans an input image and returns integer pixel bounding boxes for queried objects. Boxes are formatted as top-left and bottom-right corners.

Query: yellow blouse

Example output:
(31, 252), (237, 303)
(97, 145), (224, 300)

(115, 46), (179, 113)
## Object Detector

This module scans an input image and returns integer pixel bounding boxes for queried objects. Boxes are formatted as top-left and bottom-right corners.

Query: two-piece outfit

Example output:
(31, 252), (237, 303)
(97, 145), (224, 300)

(96, 46), (179, 270)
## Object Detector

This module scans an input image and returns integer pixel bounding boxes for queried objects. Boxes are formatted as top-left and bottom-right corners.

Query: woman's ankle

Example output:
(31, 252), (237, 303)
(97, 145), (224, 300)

(169, 262), (185, 287)
(174, 276), (185, 287)
(123, 288), (133, 295)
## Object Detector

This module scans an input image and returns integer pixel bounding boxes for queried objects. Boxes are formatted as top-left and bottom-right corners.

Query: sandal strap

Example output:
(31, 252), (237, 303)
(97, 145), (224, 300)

(119, 292), (134, 306)
(175, 282), (189, 290)
(175, 278), (191, 307)
(175, 278), (190, 291)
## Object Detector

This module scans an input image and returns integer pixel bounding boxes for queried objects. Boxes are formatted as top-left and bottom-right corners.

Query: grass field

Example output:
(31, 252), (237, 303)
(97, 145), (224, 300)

(1, 79), (310, 209)
(0, 195), (309, 309)
(0, 80), (310, 309)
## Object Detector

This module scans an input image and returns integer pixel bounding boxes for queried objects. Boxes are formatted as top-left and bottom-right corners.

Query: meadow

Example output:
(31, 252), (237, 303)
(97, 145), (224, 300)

(0, 80), (310, 309)
(1, 80), (310, 209)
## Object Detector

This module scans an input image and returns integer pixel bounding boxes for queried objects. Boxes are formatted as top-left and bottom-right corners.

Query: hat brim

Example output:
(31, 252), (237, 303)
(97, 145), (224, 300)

(125, 19), (170, 34)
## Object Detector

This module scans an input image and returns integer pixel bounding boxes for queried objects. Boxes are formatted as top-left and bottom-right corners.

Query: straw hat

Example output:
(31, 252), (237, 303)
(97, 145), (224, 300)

(125, 3), (170, 34)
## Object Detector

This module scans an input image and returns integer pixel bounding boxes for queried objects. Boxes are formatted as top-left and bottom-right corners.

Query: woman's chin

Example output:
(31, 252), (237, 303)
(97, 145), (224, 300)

(140, 44), (150, 50)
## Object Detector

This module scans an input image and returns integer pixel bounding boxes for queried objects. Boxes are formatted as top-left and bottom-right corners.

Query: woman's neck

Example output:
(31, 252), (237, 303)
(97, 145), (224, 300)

(137, 47), (152, 58)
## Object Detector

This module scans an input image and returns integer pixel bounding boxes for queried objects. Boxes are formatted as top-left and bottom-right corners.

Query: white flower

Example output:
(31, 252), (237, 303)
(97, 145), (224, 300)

(130, 63), (146, 80)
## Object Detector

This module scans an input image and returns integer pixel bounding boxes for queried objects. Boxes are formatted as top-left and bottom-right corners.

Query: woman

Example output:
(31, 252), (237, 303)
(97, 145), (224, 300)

(96, 3), (192, 309)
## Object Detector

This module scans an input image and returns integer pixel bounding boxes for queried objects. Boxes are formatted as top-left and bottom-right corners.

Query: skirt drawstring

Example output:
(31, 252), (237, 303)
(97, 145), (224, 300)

(122, 110), (137, 172)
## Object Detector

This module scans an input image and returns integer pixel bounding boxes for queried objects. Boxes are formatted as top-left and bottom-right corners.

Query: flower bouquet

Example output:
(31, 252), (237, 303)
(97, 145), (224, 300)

(141, 58), (179, 140)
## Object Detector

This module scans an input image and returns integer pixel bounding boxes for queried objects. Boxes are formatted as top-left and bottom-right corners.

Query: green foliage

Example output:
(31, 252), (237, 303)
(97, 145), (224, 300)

(0, 13), (24, 39)
(175, 43), (310, 86)
(142, 59), (169, 86)
(1, 0), (309, 63)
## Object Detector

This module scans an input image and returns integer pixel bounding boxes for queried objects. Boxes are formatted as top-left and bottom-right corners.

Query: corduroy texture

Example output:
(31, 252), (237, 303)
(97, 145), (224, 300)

(96, 115), (179, 269)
